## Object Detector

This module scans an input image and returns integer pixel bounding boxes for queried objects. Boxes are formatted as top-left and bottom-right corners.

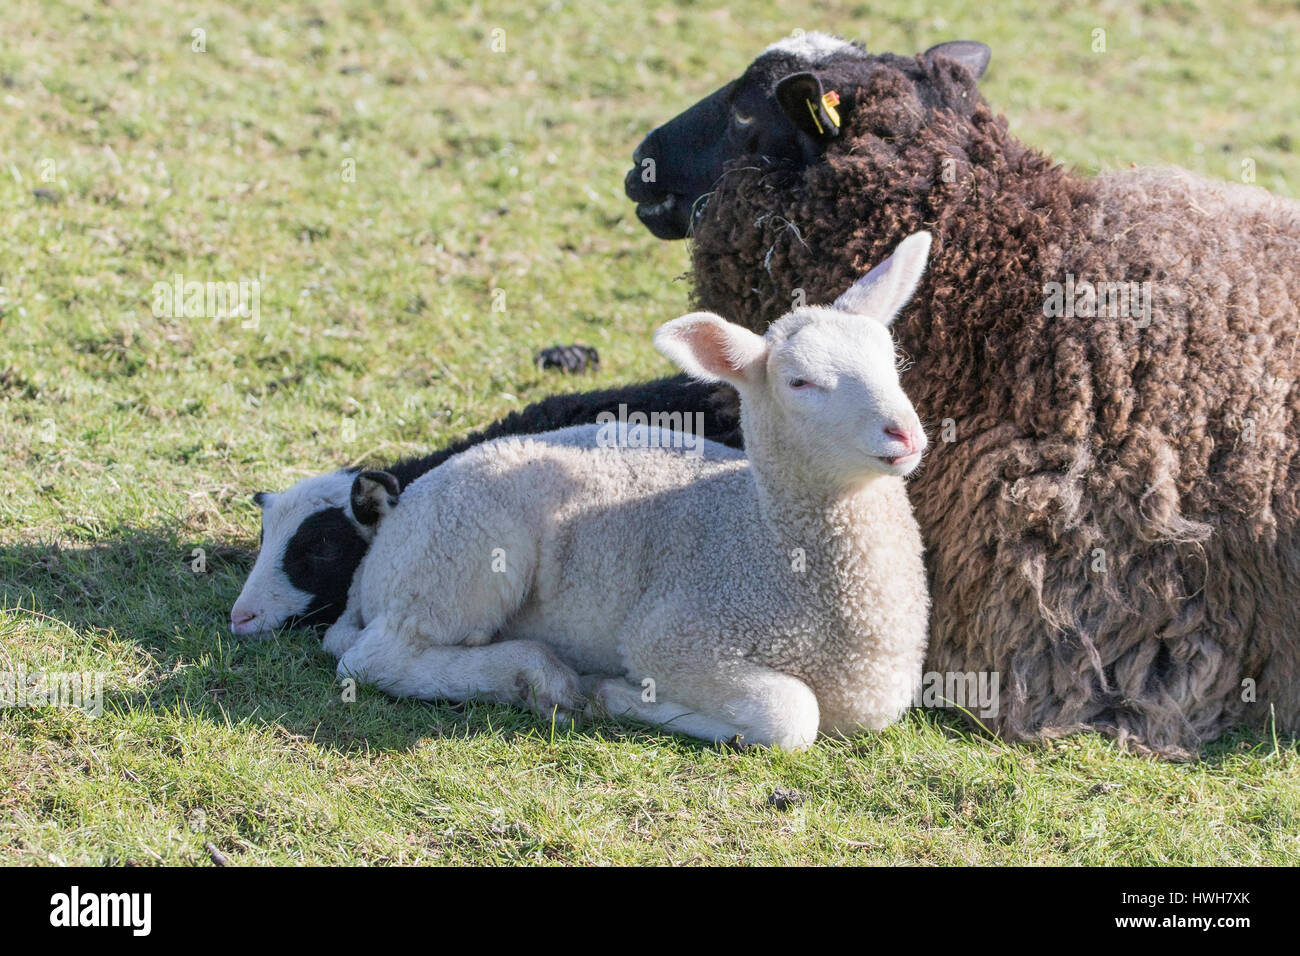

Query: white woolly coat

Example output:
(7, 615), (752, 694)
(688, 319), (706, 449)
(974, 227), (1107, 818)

(331, 424), (929, 735)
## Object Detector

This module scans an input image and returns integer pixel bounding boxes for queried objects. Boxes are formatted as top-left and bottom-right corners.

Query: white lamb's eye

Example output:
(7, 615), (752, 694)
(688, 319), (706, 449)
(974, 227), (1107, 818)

(788, 378), (812, 389)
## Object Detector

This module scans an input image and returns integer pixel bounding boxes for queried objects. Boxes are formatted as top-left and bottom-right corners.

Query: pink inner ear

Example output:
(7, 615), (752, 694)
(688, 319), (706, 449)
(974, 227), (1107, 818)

(680, 320), (764, 382)
(687, 323), (744, 377)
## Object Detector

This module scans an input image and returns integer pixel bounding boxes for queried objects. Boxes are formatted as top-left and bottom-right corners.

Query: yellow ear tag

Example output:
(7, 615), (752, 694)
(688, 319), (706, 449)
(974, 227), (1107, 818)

(804, 98), (825, 135)
(804, 90), (842, 136)
(821, 90), (841, 129)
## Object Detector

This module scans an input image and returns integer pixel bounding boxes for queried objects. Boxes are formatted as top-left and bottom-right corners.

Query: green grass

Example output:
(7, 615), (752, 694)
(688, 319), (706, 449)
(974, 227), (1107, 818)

(2, 0), (1298, 865)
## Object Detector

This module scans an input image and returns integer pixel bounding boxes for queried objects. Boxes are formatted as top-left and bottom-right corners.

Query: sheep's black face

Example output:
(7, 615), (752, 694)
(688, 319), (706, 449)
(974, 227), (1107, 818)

(624, 34), (990, 240)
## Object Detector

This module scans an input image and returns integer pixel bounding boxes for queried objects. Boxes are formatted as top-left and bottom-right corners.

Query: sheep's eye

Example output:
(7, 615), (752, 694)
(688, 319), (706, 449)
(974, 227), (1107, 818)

(788, 378), (813, 390)
(733, 110), (755, 127)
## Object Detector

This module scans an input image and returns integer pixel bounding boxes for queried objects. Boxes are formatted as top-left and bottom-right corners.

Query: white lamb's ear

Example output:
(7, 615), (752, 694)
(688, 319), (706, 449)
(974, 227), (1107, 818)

(654, 312), (767, 388)
(832, 231), (932, 327)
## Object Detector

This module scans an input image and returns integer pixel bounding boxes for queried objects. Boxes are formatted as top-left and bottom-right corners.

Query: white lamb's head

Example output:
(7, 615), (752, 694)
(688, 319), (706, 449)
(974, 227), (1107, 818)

(655, 231), (931, 487)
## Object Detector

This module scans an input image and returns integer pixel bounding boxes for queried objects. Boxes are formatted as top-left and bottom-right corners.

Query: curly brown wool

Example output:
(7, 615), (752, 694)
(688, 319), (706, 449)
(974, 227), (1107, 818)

(689, 54), (1300, 757)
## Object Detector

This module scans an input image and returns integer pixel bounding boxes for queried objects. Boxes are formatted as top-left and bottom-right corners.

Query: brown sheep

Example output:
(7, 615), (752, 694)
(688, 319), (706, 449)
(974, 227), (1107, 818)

(630, 33), (1300, 757)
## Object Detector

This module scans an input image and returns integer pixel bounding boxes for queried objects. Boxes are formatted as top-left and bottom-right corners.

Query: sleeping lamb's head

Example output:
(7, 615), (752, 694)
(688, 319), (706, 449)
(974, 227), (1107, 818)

(656, 231), (931, 487)
(229, 468), (398, 637)
(624, 32), (990, 239)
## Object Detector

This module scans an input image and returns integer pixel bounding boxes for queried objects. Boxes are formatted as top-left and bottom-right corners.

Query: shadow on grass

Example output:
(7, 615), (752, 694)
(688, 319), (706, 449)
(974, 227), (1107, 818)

(2, 529), (1288, 763)
(0, 528), (718, 757)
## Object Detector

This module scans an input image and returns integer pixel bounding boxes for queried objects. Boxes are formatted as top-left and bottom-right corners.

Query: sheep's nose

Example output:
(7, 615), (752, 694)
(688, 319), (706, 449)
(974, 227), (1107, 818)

(632, 125), (666, 166)
(884, 426), (914, 451)
(230, 609), (259, 633)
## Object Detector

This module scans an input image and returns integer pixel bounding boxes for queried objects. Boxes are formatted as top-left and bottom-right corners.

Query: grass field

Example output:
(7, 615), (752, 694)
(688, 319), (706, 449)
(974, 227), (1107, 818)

(2, 0), (1298, 865)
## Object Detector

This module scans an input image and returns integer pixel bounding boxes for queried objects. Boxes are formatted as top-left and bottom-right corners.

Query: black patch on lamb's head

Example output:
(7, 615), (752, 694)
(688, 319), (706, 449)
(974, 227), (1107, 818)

(624, 34), (990, 239)
(280, 506), (369, 631)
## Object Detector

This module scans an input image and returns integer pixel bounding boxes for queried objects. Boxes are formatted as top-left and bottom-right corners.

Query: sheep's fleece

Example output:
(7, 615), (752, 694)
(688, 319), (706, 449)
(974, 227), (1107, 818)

(680, 37), (1300, 756)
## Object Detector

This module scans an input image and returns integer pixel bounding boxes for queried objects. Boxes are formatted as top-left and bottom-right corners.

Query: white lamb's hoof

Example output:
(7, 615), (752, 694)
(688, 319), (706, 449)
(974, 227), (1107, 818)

(577, 673), (603, 693)
(583, 694), (608, 720)
(515, 663), (581, 721)
(577, 673), (609, 711)
(336, 646), (369, 684)
(322, 624), (361, 660)
(588, 677), (636, 716)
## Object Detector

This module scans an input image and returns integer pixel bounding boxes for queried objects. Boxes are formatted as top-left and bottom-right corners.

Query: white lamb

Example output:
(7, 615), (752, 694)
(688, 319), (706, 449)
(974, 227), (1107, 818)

(326, 232), (934, 749)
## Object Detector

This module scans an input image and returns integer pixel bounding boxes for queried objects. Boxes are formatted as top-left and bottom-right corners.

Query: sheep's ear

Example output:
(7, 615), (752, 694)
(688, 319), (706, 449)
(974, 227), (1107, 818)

(350, 471), (400, 527)
(252, 491), (272, 509)
(923, 41), (991, 80)
(654, 312), (767, 388)
(775, 72), (842, 142)
(833, 231), (932, 327)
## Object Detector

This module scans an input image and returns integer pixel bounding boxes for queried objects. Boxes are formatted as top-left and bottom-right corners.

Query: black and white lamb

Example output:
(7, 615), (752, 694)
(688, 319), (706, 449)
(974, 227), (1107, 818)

(230, 376), (732, 635)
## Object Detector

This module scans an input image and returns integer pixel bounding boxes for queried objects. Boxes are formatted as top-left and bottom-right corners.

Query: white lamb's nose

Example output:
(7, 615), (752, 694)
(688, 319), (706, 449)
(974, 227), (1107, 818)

(883, 426), (915, 452)
(230, 609), (259, 634)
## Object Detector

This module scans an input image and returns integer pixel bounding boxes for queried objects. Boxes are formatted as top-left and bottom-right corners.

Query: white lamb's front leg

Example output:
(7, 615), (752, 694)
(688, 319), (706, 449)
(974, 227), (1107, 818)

(592, 668), (820, 751)
(321, 571), (369, 659)
(338, 623), (582, 719)
(592, 678), (749, 744)
(321, 604), (364, 659)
